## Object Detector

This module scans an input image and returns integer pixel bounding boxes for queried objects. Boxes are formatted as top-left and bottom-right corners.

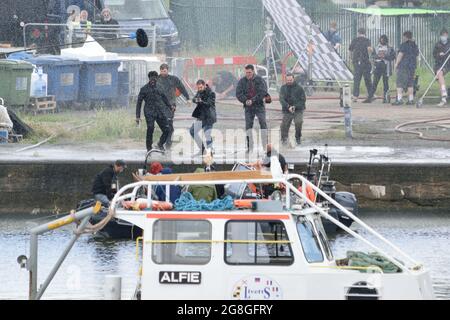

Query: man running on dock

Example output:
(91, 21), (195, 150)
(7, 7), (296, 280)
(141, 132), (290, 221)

(236, 64), (269, 152)
(157, 63), (190, 150)
(136, 71), (173, 152)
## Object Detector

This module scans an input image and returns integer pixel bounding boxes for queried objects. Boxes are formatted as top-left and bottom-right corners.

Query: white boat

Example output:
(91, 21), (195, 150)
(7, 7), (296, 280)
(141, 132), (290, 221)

(102, 169), (435, 300)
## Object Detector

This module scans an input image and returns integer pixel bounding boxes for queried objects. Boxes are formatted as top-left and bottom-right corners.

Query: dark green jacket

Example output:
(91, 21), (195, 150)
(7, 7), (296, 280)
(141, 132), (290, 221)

(157, 74), (190, 106)
(279, 83), (306, 113)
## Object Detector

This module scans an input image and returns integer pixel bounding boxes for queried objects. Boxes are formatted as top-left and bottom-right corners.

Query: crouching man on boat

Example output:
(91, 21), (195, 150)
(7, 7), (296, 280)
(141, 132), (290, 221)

(190, 80), (217, 156)
(91, 160), (127, 207)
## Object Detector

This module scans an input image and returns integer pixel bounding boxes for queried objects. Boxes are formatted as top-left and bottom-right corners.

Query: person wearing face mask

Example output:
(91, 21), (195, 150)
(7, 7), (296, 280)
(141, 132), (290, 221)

(433, 29), (450, 107)
(372, 35), (396, 103)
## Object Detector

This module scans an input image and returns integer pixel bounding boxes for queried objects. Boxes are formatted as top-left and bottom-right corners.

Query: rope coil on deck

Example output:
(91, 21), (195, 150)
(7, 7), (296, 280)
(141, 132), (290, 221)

(175, 193), (235, 212)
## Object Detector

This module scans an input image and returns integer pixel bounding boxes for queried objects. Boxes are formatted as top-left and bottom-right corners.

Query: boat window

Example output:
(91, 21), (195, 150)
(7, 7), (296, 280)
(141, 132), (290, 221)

(296, 217), (324, 263)
(314, 218), (334, 261)
(225, 221), (294, 266)
(152, 220), (211, 265)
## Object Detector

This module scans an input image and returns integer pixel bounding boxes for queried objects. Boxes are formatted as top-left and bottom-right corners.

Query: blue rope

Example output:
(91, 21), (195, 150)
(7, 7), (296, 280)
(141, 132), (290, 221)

(175, 192), (235, 212)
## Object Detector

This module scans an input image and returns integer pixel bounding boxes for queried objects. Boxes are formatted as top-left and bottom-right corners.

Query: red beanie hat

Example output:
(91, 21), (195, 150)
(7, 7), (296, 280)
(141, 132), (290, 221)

(149, 162), (163, 175)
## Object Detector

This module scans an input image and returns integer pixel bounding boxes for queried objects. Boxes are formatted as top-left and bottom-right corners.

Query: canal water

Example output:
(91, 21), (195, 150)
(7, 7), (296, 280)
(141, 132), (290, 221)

(0, 211), (449, 300)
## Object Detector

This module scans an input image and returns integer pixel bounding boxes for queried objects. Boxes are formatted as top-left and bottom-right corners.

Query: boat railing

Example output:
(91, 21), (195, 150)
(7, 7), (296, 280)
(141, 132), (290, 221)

(109, 174), (422, 274)
(288, 173), (421, 273)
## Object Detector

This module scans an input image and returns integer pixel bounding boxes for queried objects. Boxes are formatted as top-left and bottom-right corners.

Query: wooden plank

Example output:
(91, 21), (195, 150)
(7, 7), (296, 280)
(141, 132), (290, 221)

(141, 170), (273, 182)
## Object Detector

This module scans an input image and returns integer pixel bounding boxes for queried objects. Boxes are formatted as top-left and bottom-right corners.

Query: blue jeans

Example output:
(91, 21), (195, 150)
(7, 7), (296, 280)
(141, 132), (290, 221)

(190, 121), (213, 150)
(94, 194), (110, 208)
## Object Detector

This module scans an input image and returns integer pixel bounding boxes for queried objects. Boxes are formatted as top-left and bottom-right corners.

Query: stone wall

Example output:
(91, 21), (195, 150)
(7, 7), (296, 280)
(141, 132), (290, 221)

(1, 162), (450, 214)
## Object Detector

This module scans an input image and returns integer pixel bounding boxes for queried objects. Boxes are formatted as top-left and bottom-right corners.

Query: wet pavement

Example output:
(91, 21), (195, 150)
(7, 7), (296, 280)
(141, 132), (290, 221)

(1, 144), (450, 165)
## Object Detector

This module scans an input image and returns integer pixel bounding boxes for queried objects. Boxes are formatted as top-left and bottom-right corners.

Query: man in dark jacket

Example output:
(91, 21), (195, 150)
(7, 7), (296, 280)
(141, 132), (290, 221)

(157, 64), (190, 149)
(433, 29), (450, 107)
(393, 31), (419, 106)
(349, 28), (374, 103)
(92, 160), (127, 207)
(279, 74), (306, 147)
(190, 80), (217, 155)
(136, 71), (173, 152)
(236, 64), (269, 152)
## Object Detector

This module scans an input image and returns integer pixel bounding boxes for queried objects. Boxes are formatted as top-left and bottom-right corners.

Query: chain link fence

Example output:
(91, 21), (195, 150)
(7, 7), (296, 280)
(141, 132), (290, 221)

(170, 0), (265, 53)
(170, 0), (449, 64)
(297, 0), (450, 65)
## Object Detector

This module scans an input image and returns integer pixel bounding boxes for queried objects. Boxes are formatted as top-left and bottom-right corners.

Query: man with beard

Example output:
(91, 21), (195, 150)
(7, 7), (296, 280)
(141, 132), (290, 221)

(157, 63), (190, 150)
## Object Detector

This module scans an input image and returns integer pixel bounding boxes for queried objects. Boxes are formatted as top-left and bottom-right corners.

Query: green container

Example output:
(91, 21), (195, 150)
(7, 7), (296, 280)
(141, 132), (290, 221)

(0, 60), (34, 107)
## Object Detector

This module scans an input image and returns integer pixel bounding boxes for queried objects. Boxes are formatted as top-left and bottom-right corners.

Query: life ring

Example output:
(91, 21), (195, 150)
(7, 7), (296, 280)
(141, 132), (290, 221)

(123, 200), (173, 211)
(298, 185), (316, 203)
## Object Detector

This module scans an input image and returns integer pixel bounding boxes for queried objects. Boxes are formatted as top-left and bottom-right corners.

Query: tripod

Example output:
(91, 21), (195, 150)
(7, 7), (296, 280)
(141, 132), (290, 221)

(253, 17), (280, 89)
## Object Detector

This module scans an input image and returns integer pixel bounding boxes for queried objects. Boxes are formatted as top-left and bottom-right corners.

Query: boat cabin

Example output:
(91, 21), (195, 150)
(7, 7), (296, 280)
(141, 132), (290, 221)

(112, 171), (435, 300)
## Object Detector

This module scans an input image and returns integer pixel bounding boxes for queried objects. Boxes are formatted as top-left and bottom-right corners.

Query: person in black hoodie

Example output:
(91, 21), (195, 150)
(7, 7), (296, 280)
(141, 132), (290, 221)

(136, 71), (173, 152)
(190, 80), (217, 156)
(91, 160), (127, 207)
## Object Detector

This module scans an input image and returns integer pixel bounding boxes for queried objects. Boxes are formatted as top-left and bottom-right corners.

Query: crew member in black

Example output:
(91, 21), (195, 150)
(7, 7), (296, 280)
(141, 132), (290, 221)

(136, 71), (173, 152)
(92, 160), (127, 207)
(433, 29), (450, 106)
(349, 28), (374, 103)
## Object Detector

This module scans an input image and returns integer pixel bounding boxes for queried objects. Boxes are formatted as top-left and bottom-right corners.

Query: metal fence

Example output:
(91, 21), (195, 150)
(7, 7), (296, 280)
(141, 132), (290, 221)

(170, 0), (450, 64)
(298, 1), (450, 65)
(170, 0), (265, 53)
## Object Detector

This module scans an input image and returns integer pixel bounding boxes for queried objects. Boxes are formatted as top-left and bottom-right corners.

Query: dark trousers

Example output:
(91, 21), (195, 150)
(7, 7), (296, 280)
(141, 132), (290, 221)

(145, 115), (171, 151)
(281, 111), (304, 143)
(373, 62), (390, 97)
(165, 118), (174, 149)
(245, 106), (268, 150)
(353, 62), (373, 98)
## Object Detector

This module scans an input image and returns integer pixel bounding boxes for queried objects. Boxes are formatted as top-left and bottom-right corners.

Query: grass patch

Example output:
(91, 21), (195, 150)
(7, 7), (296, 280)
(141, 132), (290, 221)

(19, 108), (161, 144)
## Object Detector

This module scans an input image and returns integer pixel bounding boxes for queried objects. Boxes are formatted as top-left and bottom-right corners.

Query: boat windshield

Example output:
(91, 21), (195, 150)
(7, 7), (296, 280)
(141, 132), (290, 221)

(296, 217), (324, 263)
(103, 0), (169, 20)
(314, 217), (334, 261)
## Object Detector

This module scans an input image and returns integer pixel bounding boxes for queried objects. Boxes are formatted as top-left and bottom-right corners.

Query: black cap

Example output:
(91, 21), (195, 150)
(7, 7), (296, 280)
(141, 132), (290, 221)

(115, 160), (127, 168)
